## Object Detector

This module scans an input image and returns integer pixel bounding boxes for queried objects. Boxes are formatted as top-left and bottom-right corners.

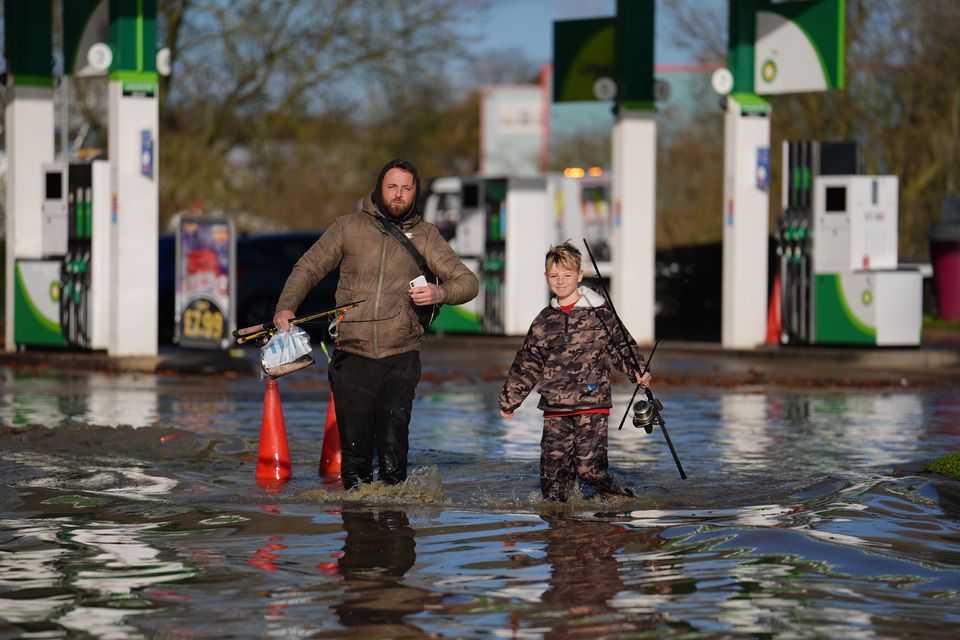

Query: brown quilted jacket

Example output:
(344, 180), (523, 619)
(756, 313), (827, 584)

(275, 195), (479, 358)
(499, 287), (645, 414)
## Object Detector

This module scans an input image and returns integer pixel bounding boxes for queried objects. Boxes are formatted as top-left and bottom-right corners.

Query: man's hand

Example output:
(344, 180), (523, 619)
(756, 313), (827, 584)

(273, 309), (295, 332)
(499, 409), (514, 419)
(408, 283), (445, 306)
(635, 371), (652, 388)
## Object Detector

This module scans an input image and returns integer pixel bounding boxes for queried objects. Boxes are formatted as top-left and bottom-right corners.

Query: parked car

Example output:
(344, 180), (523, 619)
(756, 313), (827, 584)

(158, 231), (339, 344)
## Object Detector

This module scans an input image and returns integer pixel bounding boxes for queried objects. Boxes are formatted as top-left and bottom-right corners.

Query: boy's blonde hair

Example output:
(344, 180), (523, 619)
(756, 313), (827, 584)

(545, 241), (582, 272)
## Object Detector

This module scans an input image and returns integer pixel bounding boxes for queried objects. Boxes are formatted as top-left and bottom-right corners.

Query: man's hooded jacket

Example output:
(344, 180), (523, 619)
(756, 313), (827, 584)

(276, 159), (479, 358)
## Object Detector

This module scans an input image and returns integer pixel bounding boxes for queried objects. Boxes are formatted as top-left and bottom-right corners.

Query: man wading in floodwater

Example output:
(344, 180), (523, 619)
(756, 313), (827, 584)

(273, 159), (479, 489)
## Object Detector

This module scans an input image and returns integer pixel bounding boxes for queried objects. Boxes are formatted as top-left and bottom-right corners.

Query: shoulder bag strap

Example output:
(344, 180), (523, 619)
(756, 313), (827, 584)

(373, 214), (438, 282)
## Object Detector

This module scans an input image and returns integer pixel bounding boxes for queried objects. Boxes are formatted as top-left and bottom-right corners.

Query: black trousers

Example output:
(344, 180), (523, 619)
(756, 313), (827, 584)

(328, 350), (421, 488)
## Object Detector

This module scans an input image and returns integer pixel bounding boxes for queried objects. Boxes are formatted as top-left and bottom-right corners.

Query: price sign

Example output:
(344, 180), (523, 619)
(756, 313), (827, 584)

(180, 298), (226, 342)
(176, 217), (236, 349)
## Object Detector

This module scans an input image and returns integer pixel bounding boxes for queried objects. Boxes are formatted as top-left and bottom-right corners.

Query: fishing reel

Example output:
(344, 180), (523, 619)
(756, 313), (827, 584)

(632, 396), (663, 434)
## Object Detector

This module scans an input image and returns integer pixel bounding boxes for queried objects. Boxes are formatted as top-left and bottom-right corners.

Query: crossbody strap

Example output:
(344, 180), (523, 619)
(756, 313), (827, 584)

(373, 214), (438, 283)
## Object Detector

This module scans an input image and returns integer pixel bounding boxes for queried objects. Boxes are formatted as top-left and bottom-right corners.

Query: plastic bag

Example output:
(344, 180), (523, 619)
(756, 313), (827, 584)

(260, 325), (315, 378)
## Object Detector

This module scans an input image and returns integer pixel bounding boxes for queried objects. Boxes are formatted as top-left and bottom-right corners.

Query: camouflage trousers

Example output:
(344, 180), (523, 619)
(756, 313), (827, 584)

(539, 412), (634, 502)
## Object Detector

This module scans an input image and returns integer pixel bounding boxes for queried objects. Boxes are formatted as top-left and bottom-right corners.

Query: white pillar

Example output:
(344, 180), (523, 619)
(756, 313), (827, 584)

(721, 95), (770, 348)
(108, 82), (158, 356)
(4, 86), (55, 351)
(89, 160), (113, 350)
(611, 109), (656, 345)
(504, 176), (550, 335)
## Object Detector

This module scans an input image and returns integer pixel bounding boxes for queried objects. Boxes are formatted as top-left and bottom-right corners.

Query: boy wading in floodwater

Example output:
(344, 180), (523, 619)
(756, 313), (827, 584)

(498, 241), (652, 502)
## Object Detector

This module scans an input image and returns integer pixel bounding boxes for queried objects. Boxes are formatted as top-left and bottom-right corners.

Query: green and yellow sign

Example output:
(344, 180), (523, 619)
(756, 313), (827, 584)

(754, 0), (845, 94)
(552, 0), (655, 109)
(553, 18), (616, 103)
(3, 0), (53, 87)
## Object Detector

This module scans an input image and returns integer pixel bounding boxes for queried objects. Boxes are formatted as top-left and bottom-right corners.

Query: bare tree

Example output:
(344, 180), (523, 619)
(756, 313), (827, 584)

(154, 0), (487, 228)
(160, 0), (483, 148)
(663, 0), (726, 65)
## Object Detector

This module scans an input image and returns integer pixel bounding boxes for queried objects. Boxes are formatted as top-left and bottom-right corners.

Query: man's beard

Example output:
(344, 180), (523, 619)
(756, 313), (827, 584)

(385, 199), (410, 217)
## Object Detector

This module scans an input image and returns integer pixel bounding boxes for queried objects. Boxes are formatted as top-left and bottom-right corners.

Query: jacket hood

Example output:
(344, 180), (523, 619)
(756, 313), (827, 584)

(550, 286), (606, 309)
(366, 158), (423, 225)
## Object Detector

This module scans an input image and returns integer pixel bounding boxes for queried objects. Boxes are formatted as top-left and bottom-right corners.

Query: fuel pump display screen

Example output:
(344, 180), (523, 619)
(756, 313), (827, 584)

(825, 186), (846, 213)
(45, 171), (62, 199)
(462, 184), (479, 208)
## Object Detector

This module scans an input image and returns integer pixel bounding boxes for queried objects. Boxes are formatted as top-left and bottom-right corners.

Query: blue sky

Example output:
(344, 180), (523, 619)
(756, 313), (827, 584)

(471, 0), (697, 66)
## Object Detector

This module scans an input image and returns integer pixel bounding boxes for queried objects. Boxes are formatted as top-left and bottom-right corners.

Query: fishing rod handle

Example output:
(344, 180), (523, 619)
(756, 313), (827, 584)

(236, 329), (270, 345)
(234, 322), (271, 338)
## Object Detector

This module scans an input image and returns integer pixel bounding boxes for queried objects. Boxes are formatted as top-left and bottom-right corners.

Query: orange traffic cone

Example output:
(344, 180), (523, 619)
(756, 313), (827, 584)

(765, 272), (782, 345)
(319, 392), (342, 478)
(256, 379), (292, 488)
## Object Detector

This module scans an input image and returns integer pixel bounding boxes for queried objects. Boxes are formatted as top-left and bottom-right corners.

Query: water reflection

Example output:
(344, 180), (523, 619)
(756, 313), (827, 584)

(13, 452), (179, 501)
(613, 474), (960, 636)
(718, 393), (772, 466)
(492, 515), (669, 636)
(0, 514), (197, 638)
(708, 391), (929, 477)
(0, 370), (159, 428)
(812, 394), (925, 468)
(539, 515), (664, 636)
(334, 509), (431, 635)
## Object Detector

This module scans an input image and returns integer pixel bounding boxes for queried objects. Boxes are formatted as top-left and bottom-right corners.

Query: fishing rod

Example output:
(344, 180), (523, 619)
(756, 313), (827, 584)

(233, 300), (364, 345)
(582, 239), (687, 480)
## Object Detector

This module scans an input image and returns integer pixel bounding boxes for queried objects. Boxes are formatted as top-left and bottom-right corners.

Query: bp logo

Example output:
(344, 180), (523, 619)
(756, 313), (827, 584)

(861, 289), (873, 306)
(761, 59), (777, 83)
(49, 281), (61, 302)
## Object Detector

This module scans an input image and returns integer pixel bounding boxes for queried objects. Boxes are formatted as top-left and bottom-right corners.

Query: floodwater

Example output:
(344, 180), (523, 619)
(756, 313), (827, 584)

(1, 346), (959, 638)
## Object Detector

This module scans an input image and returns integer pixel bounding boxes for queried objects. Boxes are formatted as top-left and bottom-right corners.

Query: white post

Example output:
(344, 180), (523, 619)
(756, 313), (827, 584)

(108, 82), (158, 356)
(4, 86), (56, 351)
(504, 176), (550, 335)
(89, 159), (113, 350)
(611, 109), (656, 345)
(721, 95), (771, 348)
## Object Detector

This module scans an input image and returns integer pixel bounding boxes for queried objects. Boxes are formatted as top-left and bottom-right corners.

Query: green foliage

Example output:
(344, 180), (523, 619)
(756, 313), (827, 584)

(926, 452), (960, 479)
(922, 315), (960, 331)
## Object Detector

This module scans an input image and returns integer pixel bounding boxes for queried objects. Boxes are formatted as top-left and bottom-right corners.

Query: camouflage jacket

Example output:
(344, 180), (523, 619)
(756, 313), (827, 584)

(498, 287), (646, 414)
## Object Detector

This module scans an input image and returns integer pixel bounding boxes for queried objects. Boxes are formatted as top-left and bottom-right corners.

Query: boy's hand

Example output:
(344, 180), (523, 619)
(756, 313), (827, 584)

(499, 409), (514, 419)
(635, 371), (652, 388)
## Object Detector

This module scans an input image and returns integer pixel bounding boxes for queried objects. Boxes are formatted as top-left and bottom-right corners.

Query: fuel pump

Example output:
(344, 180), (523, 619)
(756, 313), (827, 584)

(60, 163), (94, 349)
(422, 176), (511, 335)
(14, 160), (111, 351)
(13, 164), (68, 348)
(423, 176), (490, 334)
(482, 179), (507, 335)
(779, 140), (860, 344)
(777, 140), (921, 346)
(424, 173), (613, 336)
